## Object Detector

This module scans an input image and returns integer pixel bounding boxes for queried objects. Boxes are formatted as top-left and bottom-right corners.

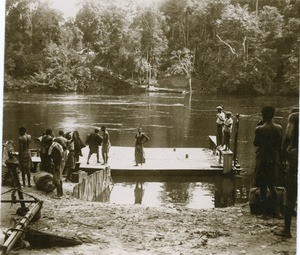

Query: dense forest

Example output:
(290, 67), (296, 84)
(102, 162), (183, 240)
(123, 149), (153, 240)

(4, 0), (300, 95)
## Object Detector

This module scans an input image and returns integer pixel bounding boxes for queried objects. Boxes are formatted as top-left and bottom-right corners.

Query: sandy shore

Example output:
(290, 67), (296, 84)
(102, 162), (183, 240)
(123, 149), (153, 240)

(0, 184), (297, 255)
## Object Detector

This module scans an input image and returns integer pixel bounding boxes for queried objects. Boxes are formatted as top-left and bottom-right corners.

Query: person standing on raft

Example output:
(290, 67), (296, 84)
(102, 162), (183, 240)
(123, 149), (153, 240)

(216, 106), (225, 148)
(134, 127), (149, 166)
(86, 128), (102, 164)
(101, 126), (110, 165)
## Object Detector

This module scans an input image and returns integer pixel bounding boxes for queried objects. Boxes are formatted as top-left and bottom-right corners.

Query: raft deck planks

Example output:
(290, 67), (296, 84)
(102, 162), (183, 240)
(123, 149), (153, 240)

(79, 146), (223, 176)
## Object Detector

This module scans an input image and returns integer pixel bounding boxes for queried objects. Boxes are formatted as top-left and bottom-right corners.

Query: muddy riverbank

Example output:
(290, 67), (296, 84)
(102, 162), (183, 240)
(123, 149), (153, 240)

(1, 184), (297, 255)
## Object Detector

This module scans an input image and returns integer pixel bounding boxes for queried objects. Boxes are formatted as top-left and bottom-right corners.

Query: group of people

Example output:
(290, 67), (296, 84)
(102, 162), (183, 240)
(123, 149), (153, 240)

(17, 126), (110, 197)
(17, 125), (150, 197)
(215, 106), (233, 151)
(215, 104), (298, 238)
(18, 104), (298, 237)
(85, 127), (110, 165)
(253, 105), (298, 238)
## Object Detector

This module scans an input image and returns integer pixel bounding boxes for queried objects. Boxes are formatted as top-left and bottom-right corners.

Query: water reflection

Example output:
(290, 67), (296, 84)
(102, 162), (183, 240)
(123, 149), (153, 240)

(214, 177), (235, 208)
(94, 175), (249, 209)
(134, 183), (144, 204)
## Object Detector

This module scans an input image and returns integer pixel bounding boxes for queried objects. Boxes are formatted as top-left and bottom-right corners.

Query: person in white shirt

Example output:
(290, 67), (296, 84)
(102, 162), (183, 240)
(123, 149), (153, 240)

(222, 111), (233, 151)
(216, 106), (225, 147)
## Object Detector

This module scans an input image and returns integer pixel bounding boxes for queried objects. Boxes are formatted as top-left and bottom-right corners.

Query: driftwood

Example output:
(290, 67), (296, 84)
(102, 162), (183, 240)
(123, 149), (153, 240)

(73, 167), (111, 201)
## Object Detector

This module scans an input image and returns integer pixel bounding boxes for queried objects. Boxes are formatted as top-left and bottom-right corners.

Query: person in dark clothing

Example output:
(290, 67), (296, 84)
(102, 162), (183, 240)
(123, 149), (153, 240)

(65, 132), (76, 182)
(253, 106), (283, 219)
(55, 131), (68, 176)
(40, 129), (54, 173)
(72, 130), (85, 162)
(275, 107), (298, 237)
(134, 127), (149, 166)
(86, 128), (102, 164)
(48, 137), (64, 197)
(18, 127), (32, 187)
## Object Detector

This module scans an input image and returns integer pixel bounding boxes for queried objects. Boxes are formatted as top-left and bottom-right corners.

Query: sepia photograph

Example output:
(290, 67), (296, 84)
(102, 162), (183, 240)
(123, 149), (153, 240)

(0, 0), (299, 254)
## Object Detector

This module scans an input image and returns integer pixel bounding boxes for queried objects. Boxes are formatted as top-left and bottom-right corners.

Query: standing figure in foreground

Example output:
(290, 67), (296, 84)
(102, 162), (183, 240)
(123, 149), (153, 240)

(65, 132), (76, 182)
(134, 127), (149, 166)
(222, 111), (233, 151)
(216, 106), (225, 148)
(73, 131), (85, 162)
(101, 126), (110, 165)
(86, 128), (102, 164)
(253, 106), (282, 219)
(55, 130), (68, 176)
(275, 107), (298, 237)
(18, 127), (32, 187)
(48, 137), (64, 197)
(40, 129), (54, 173)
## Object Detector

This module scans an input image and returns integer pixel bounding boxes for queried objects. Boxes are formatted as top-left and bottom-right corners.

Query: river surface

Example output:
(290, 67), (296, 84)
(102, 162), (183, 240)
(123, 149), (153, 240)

(2, 92), (298, 209)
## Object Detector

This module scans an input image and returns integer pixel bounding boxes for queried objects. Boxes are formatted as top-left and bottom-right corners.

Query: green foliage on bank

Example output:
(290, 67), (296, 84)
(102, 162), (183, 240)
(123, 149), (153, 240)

(4, 0), (300, 95)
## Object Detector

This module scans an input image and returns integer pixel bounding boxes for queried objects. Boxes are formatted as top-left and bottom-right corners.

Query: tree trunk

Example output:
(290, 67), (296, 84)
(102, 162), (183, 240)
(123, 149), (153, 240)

(189, 77), (192, 106)
(189, 77), (192, 94)
(149, 63), (151, 87)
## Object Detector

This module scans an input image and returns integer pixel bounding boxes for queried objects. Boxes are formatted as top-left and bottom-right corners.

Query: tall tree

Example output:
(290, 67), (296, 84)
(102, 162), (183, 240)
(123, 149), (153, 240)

(133, 7), (168, 85)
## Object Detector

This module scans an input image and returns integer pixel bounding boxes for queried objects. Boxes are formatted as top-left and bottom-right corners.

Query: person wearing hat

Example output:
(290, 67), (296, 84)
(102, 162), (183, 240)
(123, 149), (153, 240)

(216, 106), (225, 147)
(222, 111), (233, 151)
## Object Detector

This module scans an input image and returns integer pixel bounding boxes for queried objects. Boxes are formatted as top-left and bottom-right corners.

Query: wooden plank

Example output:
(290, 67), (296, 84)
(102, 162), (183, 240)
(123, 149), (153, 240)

(208, 135), (217, 146)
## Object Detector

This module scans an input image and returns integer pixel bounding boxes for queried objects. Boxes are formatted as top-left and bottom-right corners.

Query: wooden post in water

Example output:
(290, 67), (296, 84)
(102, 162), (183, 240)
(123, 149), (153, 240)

(233, 113), (240, 166)
(222, 151), (233, 174)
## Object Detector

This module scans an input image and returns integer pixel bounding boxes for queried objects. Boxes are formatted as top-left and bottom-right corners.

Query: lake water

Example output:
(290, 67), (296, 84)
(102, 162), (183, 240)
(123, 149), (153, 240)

(2, 91), (298, 209)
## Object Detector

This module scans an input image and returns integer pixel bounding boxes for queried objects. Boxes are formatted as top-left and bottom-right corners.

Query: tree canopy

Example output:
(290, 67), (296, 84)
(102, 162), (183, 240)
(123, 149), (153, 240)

(4, 0), (300, 95)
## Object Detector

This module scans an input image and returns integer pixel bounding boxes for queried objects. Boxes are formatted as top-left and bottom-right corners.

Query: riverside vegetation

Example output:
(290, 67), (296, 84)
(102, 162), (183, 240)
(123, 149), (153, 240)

(4, 0), (300, 95)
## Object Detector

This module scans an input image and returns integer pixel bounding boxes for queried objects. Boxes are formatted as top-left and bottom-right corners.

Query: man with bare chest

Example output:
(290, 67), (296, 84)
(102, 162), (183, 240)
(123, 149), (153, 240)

(253, 106), (282, 219)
